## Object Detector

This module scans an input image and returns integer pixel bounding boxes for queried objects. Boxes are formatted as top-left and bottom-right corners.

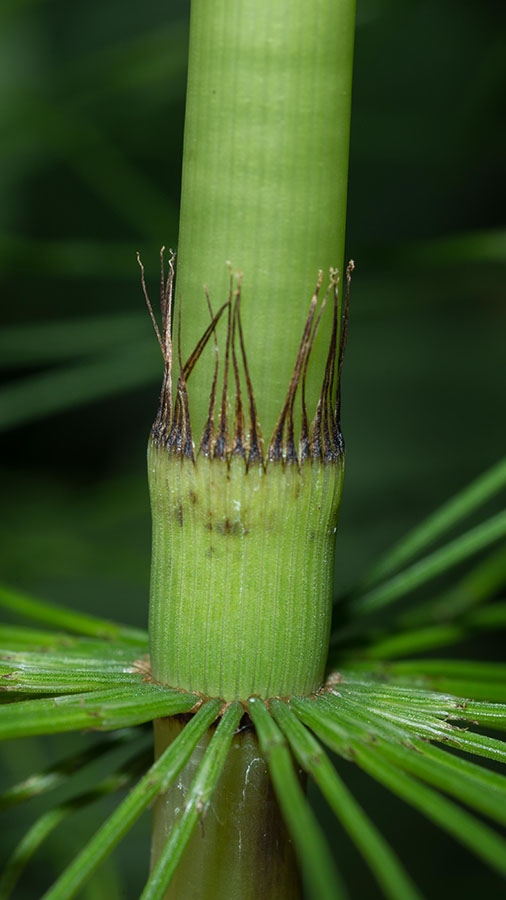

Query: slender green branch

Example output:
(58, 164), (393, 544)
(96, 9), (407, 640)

(292, 700), (506, 879)
(0, 625), (75, 651)
(0, 584), (147, 645)
(0, 728), (139, 810)
(270, 700), (423, 900)
(327, 693), (506, 761)
(0, 312), (147, 367)
(399, 543), (506, 627)
(42, 699), (222, 900)
(311, 693), (506, 824)
(328, 671), (506, 725)
(0, 808), (67, 900)
(378, 658), (506, 681)
(141, 702), (243, 900)
(342, 659), (506, 703)
(358, 455), (506, 589)
(350, 509), (506, 617)
(371, 739), (506, 827)
(249, 698), (348, 900)
(0, 638), (150, 693)
(0, 684), (197, 740)
(0, 748), (151, 900)
(293, 692), (506, 767)
(344, 605), (506, 660)
(0, 662), (143, 694)
(344, 743), (506, 881)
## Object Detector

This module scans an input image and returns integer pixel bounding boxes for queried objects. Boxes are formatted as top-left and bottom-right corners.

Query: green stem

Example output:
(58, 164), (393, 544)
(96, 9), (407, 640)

(176, 0), (355, 440)
(148, 0), (354, 697)
(148, 1), (355, 897)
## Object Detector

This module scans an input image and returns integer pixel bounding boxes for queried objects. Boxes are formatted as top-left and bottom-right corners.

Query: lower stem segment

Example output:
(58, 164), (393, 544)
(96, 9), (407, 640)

(148, 442), (344, 700)
(151, 717), (302, 900)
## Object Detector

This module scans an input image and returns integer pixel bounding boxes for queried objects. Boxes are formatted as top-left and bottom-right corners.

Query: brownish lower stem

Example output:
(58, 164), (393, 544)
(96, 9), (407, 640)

(151, 717), (302, 900)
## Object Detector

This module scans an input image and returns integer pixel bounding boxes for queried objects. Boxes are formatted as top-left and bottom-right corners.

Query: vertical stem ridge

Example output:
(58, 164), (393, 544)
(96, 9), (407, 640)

(148, 451), (343, 700)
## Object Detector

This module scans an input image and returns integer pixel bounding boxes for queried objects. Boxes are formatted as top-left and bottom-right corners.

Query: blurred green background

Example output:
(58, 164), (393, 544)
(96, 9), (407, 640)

(0, 0), (505, 897)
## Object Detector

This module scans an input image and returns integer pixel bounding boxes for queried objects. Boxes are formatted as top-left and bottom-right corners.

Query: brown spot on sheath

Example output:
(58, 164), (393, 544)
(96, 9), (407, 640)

(217, 518), (242, 537)
(176, 502), (183, 526)
(189, 490), (198, 505)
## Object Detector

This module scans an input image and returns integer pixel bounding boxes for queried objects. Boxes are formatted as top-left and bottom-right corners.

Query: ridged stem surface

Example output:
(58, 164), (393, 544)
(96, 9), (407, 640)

(149, 1), (355, 894)
(149, 446), (344, 700)
(176, 0), (355, 440)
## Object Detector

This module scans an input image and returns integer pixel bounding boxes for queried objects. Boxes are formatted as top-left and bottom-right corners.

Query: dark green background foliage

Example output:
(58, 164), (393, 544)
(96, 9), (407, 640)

(0, 0), (505, 897)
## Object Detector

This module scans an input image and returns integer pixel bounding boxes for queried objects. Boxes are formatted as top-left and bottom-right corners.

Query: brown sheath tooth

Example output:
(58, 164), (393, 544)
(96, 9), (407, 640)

(179, 298), (230, 458)
(212, 287), (232, 460)
(159, 247), (175, 432)
(300, 281), (329, 461)
(319, 272), (339, 462)
(334, 260), (353, 447)
(234, 288), (264, 468)
(199, 286), (219, 457)
(176, 305), (194, 460)
(268, 273), (323, 464)
(141, 259), (351, 468)
(138, 250), (171, 442)
(231, 283), (247, 458)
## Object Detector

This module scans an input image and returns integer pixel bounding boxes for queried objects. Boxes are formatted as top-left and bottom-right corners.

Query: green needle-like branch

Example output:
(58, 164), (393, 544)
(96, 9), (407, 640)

(142, 702), (243, 900)
(0, 808), (68, 900)
(371, 739), (506, 828)
(0, 747), (151, 900)
(359, 454), (506, 589)
(0, 728), (140, 810)
(343, 608), (506, 661)
(42, 699), (222, 900)
(0, 684), (198, 741)
(292, 697), (506, 880)
(399, 543), (506, 627)
(270, 700), (424, 900)
(249, 698), (348, 900)
(0, 583), (148, 645)
(345, 743), (506, 881)
(0, 653), (144, 693)
(0, 635), (154, 693)
(350, 509), (506, 617)
(342, 659), (506, 703)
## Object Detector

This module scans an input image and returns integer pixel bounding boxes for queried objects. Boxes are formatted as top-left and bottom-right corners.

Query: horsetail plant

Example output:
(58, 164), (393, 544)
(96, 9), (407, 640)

(1, 1), (506, 899)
